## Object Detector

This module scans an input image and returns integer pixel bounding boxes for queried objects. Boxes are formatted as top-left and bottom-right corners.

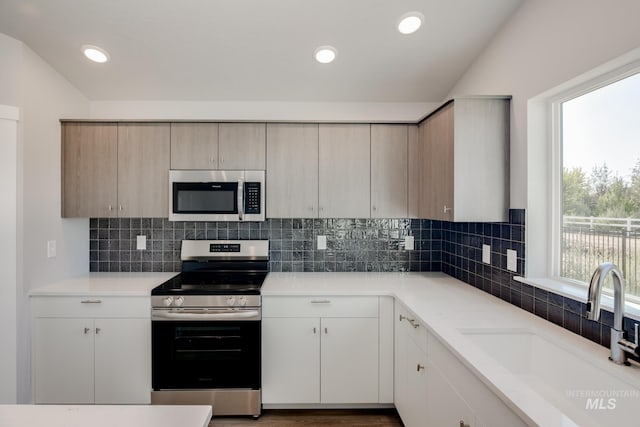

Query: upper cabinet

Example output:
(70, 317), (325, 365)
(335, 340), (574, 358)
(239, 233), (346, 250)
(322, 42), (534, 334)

(62, 123), (118, 218)
(420, 97), (510, 222)
(117, 123), (170, 217)
(266, 123), (319, 218)
(170, 122), (218, 169)
(407, 125), (420, 218)
(218, 123), (266, 170)
(318, 124), (370, 218)
(62, 122), (170, 218)
(371, 124), (408, 218)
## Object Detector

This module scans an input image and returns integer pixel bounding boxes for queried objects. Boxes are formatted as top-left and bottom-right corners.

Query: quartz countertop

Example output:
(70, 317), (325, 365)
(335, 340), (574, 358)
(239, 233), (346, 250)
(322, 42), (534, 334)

(262, 272), (640, 427)
(0, 404), (211, 427)
(29, 272), (178, 297)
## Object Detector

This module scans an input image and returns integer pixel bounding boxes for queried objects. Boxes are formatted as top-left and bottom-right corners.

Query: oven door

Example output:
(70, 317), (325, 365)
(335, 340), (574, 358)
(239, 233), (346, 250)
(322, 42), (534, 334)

(152, 319), (260, 390)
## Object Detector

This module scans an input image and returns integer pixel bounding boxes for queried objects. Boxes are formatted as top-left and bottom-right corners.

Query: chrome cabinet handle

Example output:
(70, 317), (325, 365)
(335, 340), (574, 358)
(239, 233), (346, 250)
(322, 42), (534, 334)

(81, 299), (102, 304)
(108, 205), (113, 211)
(84, 327), (90, 334)
(313, 327), (317, 334)
(310, 300), (331, 304)
(324, 327), (328, 334)
(459, 421), (470, 427)
(400, 314), (420, 328)
(95, 328), (101, 334)
(443, 205), (452, 213)
(417, 364), (425, 372)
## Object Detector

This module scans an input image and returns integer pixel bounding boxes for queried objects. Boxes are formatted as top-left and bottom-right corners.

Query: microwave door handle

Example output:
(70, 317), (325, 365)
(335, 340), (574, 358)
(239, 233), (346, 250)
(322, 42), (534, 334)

(237, 180), (244, 221)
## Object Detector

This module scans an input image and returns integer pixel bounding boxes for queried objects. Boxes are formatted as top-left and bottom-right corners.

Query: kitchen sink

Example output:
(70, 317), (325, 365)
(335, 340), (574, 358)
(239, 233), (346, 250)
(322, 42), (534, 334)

(459, 328), (640, 426)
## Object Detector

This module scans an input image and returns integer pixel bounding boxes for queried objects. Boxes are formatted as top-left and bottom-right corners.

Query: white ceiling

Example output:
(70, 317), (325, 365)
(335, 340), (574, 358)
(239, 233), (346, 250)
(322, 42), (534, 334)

(0, 0), (523, 102)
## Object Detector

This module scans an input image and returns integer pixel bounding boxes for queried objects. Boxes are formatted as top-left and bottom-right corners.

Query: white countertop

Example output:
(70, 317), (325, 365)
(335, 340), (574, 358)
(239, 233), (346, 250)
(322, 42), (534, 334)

(0, 404), (211, 427)
(29, 272), (178, 297)
(263, 272), (640, 427)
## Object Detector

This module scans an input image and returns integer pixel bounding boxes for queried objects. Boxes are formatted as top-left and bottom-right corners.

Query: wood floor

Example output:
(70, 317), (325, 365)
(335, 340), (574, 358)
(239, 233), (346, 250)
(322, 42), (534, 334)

(210, 409), (404, 426)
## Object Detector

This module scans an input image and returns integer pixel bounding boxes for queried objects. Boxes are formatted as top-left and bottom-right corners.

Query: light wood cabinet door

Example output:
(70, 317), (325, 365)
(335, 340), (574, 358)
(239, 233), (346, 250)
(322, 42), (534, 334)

(33, 318), (94, 404)
(94, 318), (151, 404)
(262, 317), (321, 404)
(117, 123), (170, 217)
(318, 124), (370, 218)
(170, 123), (218, 169)
(424, 103), (454, 221)
(218, 123), (266, 170)
(371, 124), (408, 218)
(407, 125), (420, 218)
(320, 317), (379, 404)
(266, 123), (318, 218)
(62, 123), (117, 218)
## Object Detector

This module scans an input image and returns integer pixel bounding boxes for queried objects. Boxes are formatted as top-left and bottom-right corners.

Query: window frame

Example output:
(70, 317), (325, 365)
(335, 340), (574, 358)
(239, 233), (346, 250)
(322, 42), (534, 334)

(522, 48), (640, 320)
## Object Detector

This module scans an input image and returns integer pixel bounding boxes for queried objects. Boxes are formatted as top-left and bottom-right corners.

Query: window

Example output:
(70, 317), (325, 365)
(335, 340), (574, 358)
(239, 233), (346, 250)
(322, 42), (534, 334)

(525, 49), (640, 316)
(560, 72), (640, 300)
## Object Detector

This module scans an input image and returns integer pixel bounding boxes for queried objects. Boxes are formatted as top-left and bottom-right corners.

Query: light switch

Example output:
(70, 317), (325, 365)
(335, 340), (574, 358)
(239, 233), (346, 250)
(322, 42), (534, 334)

(136, 235), (147, 250)
(404, 235), (415, 251)
(507, 249), (517, 272)
(482, 244), (491, 264)
(317, 235), (327, 250)
(47, 240), (56, 258)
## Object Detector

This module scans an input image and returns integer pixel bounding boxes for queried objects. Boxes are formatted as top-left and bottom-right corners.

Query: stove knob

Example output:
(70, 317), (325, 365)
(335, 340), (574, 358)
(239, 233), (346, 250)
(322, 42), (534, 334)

(238, 296), (247, 306)
(226, 296), (236, 306)
(163, 297), (174, 307)
(175, 296), (184, 307)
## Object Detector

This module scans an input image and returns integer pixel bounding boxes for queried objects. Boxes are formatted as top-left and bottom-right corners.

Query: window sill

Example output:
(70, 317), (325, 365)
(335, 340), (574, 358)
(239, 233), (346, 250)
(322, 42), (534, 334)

(514, 276), (640, 322)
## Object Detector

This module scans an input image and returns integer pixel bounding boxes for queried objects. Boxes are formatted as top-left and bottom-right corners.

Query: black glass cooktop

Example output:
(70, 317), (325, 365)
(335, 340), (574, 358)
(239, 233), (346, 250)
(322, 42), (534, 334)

(151, 271), (266, 296)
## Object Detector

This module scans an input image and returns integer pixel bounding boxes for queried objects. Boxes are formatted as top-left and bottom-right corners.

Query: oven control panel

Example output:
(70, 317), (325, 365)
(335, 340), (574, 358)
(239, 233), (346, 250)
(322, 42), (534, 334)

(153, 295), (261, 308)
(209, 243), (241, 252)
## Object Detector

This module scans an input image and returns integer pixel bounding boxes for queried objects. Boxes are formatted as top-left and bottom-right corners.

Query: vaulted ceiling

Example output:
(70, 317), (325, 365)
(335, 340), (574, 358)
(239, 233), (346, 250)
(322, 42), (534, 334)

(0, 0), (524, 102)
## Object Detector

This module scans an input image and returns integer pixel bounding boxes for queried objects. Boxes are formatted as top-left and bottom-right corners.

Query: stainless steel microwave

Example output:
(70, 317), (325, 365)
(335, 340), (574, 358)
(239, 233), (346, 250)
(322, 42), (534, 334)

(169, 170), (265, 222)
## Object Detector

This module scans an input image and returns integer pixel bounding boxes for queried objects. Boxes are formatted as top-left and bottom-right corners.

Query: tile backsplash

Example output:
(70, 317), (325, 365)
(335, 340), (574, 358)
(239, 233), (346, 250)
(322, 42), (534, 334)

(89, 217), (440, 273)
(89, 209), (640, 356)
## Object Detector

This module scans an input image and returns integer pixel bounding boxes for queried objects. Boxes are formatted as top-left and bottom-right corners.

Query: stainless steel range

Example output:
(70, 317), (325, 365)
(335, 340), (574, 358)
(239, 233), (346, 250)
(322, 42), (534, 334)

(150, 240), (268, 417)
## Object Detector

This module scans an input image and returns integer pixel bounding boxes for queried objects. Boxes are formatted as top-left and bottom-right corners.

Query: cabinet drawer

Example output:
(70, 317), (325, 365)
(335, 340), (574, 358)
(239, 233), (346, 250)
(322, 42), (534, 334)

(263, 296), (379, 318)
(31, 296), (150, 318)
(397, 303), (427, 352)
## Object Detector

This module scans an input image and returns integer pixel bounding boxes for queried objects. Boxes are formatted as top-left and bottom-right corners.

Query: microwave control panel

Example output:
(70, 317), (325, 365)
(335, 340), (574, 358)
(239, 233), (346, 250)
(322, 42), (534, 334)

(244, 182), (261, 214)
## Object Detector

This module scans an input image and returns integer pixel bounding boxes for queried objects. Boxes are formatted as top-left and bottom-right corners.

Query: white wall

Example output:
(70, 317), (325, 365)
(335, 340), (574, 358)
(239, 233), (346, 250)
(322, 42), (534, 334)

(446, 0), (640, 208)
(90, 100), (438, 123)
(0, 105), (19, 403)
(0, 33), (90, 403)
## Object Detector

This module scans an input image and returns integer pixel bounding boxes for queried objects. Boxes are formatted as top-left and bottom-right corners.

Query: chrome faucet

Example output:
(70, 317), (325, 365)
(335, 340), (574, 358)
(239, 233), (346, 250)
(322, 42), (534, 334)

(586, 262), (639, 365)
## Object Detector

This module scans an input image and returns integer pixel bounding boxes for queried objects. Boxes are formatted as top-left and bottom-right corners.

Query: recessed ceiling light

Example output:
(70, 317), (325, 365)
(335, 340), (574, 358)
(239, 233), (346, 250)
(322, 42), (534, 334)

(314, 46), (337, 64)
(397, 12), (424, 35)
(82, 45), (110, 63)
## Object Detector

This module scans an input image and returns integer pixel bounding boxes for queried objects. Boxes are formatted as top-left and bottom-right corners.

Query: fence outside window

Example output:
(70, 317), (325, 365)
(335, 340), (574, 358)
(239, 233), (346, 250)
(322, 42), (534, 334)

(562, 216), (640, 298)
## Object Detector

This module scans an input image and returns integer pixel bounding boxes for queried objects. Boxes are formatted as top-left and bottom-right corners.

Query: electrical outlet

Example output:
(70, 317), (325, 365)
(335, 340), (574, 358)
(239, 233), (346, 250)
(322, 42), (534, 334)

(404, 235), (414, 251)
(507, 249), (517, 272)
(136, 235), (147, 250)
(482, 244), (491, 264)
(47, 240), (56, 258)
(317, 235), (327, 250)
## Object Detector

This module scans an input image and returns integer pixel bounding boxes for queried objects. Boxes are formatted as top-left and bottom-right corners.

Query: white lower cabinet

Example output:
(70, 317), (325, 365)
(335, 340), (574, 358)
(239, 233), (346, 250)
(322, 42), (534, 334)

(32, 296), (151, 404)
(262, 296), (391, 405)
(394, 301), (526, 427)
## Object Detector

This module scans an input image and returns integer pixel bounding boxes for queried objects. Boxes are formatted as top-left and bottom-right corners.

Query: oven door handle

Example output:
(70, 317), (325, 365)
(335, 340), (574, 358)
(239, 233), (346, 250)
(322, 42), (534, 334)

(152, 309), (260, 321)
